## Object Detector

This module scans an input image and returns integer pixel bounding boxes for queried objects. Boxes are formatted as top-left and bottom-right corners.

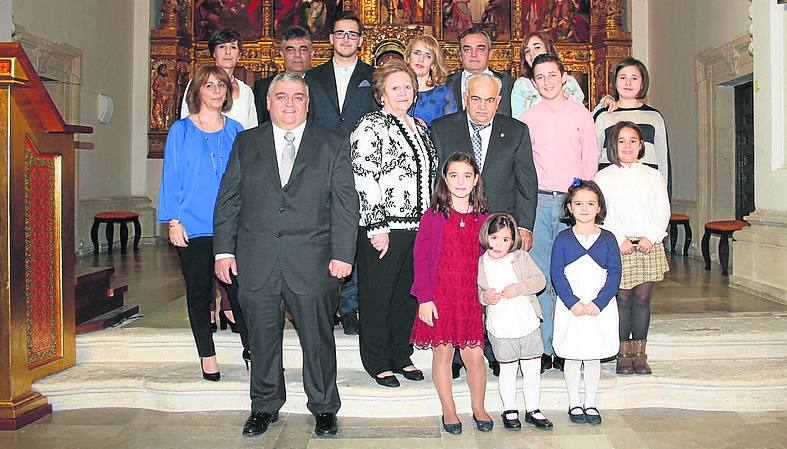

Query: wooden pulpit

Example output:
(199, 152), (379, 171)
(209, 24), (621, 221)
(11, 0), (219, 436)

(0, 43), (91, 430)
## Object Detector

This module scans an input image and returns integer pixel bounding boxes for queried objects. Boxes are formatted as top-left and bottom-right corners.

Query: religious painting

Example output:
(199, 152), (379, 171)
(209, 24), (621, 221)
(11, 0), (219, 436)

(273, 0), (343, 40)
(381, 0), (434, 24)
(442, 0), (511, 42)
(194, 0), (264, 41)
(522, 0), (591, 43)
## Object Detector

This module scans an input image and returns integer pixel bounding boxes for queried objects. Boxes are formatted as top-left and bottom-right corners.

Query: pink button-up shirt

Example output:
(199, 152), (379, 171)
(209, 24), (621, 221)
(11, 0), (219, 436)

(520, 98), (599, 192)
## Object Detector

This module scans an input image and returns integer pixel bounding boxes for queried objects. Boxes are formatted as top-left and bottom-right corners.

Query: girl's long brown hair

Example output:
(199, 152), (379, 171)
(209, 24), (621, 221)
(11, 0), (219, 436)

(430, 151), (488, 218)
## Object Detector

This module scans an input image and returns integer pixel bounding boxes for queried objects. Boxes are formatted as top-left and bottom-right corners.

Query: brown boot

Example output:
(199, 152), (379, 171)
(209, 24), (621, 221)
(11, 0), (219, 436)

(616, 341), (634, 375)
(632, 340), (652, 375)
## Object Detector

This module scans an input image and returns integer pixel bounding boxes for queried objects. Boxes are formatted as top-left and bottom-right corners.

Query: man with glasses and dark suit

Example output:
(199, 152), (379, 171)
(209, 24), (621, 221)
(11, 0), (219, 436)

(305, 10), (378, 336)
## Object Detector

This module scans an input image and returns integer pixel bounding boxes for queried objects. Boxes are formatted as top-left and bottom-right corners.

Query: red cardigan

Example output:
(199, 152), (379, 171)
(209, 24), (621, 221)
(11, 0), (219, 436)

(410, 210), (490, 303)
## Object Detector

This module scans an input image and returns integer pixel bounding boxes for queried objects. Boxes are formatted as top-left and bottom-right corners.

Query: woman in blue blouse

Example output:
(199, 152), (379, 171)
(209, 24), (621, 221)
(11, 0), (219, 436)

(405, 35), (458, 127)
(159, 64), (244, 382)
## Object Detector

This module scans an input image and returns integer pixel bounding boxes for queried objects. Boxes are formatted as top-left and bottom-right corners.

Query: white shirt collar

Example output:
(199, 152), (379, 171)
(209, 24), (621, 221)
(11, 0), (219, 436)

(272, 120), (307, 163)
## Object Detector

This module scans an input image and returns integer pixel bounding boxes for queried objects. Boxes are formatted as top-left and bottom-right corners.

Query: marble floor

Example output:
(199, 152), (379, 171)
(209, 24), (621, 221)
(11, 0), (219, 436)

(31, 244), (784, 448)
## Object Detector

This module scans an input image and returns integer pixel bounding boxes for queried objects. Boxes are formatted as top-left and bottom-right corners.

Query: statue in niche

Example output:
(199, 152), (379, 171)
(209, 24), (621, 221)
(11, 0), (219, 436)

(151, 63), (175, 130)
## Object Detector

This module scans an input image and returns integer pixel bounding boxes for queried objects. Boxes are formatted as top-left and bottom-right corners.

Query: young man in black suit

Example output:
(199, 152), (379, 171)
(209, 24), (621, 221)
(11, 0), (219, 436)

(304, 11), (378, 335)
(214, 73), (359, 438)
(447, 27), (515, 117)
(431, 73), (538, 378)
(252, 26), (314, 124)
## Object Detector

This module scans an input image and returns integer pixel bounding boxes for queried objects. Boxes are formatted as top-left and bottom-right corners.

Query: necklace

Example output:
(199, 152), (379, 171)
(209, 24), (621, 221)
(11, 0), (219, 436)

(458, 203), (472, 228)
(197, 113), (226, 190)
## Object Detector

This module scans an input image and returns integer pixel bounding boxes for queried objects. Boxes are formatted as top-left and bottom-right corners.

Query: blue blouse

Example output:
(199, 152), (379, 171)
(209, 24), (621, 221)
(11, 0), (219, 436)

(158, 116), (244, 238)
(550, 228), (622, 311)
(409, 84), (458, 127)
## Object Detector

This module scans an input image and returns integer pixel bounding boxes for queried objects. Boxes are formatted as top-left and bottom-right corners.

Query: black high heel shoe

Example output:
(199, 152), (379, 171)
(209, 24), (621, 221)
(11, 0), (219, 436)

(242, 348), (251, 370)
(219, 310), (240, 333)
(200, 358), (220, 382)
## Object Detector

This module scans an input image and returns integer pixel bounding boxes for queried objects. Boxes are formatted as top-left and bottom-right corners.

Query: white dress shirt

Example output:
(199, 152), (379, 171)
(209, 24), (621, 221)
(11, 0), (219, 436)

(333, 57), (359, 113)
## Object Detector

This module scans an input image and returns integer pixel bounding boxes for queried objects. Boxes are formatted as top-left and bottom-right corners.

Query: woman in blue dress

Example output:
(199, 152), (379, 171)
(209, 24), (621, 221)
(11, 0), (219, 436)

(405, 35), (458, 127)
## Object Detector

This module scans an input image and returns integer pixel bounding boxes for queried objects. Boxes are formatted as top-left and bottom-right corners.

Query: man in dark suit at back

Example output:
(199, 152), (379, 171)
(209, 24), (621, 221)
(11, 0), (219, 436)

(252, 26), (314, 124)
(431, 72), (538, 378)
(214, 73), (359, 438)
(447, 27), (515, 117)
(304, 10), (377, 335)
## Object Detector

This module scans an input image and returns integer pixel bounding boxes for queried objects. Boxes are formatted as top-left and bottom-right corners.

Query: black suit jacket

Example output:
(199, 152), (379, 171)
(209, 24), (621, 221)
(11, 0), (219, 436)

(252, 74), (277, 124)
(213, 121), (360, 294)
(304, 59), (378, 138)
(448, 69), (515, 117)
(430, 111), (537, 231)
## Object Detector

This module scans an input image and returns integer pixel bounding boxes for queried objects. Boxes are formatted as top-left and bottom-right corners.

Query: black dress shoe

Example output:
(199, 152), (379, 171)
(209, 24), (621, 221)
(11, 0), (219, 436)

(524, 409), (553, 428)
(488, 361), (500, 377)
(568, 406), (587, 424)
(200, 358), (220, 382)
(584, 407), (602, 424)
(242, 411), (278, 436)
(552, 355), (565, 371)
(451, 363), (463, 380)
(472, 414), (494, 431)
(393, 367), (424, 381)
(441, 416), (462, 434)
(374, 374), (400, 387)
(501, 410), (521, 430)
(540, 353), (552, 373)
(314, 412), (338, 436)
(341, 312), (359, 335)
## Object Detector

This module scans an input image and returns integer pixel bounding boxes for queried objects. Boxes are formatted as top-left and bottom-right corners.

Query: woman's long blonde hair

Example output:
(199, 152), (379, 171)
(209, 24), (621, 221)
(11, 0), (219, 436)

(405, 35), (450, 86)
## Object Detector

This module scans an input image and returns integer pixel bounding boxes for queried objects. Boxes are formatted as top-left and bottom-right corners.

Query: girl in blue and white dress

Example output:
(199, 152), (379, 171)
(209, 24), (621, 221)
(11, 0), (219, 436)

(550, 179), (621, 425)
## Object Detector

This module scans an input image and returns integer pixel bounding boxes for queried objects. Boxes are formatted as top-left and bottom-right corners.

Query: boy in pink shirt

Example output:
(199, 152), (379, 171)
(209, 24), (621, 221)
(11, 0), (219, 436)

(519, 54), (599, 373)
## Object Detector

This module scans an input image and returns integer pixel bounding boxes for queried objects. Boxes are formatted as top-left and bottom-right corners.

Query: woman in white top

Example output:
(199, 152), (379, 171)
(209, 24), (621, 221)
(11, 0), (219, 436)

(181, 28), (258, 130)
(594, 121), (670, 376)
(478, 213), (552, 430)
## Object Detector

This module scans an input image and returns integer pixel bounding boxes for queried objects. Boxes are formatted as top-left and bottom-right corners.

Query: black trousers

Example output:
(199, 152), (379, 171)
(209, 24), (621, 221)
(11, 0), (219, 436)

(357, 228), (418, 377)
(239, 269), (340, 416)
(177, 237), (250, 357)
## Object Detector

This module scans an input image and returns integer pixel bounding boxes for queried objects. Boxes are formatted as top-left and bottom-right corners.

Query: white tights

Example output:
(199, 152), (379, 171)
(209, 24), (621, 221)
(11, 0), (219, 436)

(498, 357), (542, 414)
(563, 359), (601, 409)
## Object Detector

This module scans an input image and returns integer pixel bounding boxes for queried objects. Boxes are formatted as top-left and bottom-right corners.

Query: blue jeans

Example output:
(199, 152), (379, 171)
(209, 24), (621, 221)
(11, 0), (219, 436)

(338, 267), (358, 316)
(529, 192), (568, 356)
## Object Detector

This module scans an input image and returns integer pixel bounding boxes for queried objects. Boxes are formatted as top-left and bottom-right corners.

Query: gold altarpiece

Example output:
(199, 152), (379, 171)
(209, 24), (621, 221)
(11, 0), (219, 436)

(148, 0), (630, 158)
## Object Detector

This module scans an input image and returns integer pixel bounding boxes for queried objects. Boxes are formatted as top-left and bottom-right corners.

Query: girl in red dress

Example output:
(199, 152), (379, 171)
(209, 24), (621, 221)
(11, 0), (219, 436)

(411, 152), (492, 434)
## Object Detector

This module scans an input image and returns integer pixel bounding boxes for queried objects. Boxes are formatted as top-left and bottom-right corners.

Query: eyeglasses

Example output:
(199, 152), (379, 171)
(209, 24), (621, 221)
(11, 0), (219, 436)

(333, 30), (360, 40)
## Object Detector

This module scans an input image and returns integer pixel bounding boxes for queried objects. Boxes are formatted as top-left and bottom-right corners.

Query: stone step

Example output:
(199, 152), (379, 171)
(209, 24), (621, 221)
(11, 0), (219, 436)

(75, 312), (787, 366)
(33, 358), (787, 415)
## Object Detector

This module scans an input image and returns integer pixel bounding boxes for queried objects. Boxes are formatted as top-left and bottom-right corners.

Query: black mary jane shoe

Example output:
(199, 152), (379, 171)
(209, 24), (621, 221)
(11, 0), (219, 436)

(568, 406), (587, 424)
(540, 353), (552, 373)
(242, 411), (278, 436)
(393, 367), (424, 381)
(441, 416), (462, 434)
(524, 409), (553, 428)
(374, 374), (400, 388)
(501, 410), (522, 430)
(314, 412), (338, 436)
(472, 414), (494, 432)
(584, 407), (602, 425)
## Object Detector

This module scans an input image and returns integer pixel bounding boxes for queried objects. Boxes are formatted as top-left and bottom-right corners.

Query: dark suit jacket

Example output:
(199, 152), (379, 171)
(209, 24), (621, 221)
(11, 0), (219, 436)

(430, 111), (538, 231)
(213, 121), (360, 294)
(304, 59), (378, 138)
(252, 74), (276, 124)
(448, 69), (515, 117)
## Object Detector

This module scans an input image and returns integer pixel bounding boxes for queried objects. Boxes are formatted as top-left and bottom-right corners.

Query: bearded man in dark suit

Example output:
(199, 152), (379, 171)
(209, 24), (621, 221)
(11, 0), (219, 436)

(214, 73), (359, 438)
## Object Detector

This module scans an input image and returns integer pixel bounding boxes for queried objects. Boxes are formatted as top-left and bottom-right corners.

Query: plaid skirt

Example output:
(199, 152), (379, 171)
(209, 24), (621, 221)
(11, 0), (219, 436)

(620, 242), (669, 289)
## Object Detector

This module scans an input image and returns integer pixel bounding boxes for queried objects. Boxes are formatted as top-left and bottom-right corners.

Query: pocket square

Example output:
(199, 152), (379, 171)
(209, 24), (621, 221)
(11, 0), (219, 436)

(358, 80), (371, 88)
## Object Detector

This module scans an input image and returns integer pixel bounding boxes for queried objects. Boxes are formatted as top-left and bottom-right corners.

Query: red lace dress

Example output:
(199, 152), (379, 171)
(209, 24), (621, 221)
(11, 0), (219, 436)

(411, 211), (485, 349)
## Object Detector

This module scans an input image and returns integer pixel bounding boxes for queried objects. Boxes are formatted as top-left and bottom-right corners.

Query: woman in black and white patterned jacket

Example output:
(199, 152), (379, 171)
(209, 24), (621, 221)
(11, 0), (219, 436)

(350, 59), (438, 388)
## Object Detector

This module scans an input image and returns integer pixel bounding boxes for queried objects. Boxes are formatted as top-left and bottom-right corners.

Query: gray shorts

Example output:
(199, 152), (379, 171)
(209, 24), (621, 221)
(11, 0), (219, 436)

(488, 328), (544, 363)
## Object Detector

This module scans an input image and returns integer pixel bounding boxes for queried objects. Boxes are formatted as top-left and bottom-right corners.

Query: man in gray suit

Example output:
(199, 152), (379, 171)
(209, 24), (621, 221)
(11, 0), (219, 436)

(214, 73), (359, 437)
(431, 73), (538, 378)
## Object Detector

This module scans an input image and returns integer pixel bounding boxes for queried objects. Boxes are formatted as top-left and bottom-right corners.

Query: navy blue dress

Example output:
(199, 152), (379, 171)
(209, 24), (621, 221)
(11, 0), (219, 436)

(409, 84), (458, 127)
